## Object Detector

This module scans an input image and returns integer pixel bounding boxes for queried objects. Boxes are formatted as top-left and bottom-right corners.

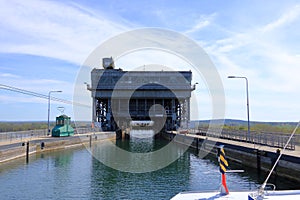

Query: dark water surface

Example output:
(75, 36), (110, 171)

(0, 131), (298, 199)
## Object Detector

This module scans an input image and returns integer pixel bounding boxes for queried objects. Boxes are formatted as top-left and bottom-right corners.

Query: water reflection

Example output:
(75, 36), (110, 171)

(90, 139), (191, 200)
(0, 132), (299, 199)
(130, 129), (155, 139)
(129, 129), (154, 153)
(91, 130), (185, 173)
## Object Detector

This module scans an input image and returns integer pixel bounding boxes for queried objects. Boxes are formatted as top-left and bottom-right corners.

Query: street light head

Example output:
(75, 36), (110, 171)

(228, 76), (247, 80)
(49, 90), (62, 93)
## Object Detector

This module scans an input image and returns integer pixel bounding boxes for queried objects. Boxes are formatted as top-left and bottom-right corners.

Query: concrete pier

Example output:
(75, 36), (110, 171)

(163, 131), (300, 182)
(0, 132), (115, 163)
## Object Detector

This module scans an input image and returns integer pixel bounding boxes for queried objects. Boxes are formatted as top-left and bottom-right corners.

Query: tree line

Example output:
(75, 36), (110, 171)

(0, 122), (51, 132)
(0, 121), (90, 132)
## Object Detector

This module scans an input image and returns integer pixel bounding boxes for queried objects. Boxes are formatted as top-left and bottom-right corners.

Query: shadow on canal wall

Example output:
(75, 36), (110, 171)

(0, 132), (115, 163)
(162, 131), (300, 183)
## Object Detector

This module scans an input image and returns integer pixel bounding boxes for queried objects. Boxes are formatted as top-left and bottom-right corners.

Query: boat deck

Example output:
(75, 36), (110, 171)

(171, 190), (300, 200)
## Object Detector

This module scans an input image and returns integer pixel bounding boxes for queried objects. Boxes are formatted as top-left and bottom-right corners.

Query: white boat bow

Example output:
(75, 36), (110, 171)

(171, 190), (300, 200)
(171, 121), (300, 200)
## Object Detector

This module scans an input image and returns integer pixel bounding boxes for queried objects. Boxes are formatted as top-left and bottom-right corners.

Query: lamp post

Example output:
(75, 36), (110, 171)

(47, 90), (62, 136)
(228, 76), (250, 142)
(192, 82), (198, 91)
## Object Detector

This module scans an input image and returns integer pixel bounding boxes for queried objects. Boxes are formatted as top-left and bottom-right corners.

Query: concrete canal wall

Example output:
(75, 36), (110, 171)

(0, 132), (115, 163)
(163, 131), (300, 182)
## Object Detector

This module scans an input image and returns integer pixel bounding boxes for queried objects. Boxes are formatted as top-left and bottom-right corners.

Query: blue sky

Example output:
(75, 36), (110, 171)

(0, 0), (300, 122)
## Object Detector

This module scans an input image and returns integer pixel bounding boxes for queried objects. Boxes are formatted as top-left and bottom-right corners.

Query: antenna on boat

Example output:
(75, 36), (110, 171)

(261, 121), (300, 190)
(57, 106), (65, 115)
(250, 121), (300, 199)
(217, 145), (229, 195)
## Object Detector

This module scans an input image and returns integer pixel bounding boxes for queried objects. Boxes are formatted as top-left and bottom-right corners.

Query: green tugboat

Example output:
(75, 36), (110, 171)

(51, 114), (74, 137)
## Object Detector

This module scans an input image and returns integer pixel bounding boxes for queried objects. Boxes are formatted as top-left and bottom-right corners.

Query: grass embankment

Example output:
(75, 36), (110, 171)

(2, 120), (299, 134)
(0, 121), (90, 132)
(195, 120), (300, 134)
(223, 123), (300, 134)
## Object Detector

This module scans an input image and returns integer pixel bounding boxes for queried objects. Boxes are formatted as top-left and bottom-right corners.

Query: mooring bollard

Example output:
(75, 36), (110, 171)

(196, 138), (199, 154)
(274, 149), (281, 174)
(89, 134), (92, 148)
(26, 141), (29, 164)
(41, 142), (45, 150)
(115, 129), (121, 140)
(256, 150), (261, 173)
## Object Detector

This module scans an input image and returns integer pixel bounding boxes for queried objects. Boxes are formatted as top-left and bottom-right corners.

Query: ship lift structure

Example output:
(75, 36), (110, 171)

(87, 58), (195, 132)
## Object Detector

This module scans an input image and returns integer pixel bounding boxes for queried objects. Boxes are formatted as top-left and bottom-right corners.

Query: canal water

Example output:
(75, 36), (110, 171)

(0, 131), (298, 200)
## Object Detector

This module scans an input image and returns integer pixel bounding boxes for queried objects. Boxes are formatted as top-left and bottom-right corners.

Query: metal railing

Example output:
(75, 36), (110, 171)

(0, 128), (102, 144)
(189, 128), (298, 150)
(74, 128), (100, 134)
(0, 129), (47, 143)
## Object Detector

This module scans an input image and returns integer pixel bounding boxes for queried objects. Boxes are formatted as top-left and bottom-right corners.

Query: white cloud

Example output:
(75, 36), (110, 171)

(0, 73), (74, 101)
(197, 4), (300, 121)
(0, 0), (131, 117)
(184, 13), (216, 34)
(0, 72), (20, 78)
(0, 0), (130, 64)
(1, 1), (300, 121)
(0, 95), (46, 104)
(262, 4), (300, 33)
(205, 5), (300, 90)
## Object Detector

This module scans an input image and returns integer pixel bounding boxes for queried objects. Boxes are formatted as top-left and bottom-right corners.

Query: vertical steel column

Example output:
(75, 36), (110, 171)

(135, 99), (138, 114)
(118, 99), (120, 113)
(187, 98), (191, 122)
(107, 98), (111, 130)
(145, 99), (147, 116)
(171, 99), (175, 129)
(93, 98), (96, 122)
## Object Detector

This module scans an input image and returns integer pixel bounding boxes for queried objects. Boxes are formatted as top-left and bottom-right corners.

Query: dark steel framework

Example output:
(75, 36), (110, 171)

(88, 68), (193, 131)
